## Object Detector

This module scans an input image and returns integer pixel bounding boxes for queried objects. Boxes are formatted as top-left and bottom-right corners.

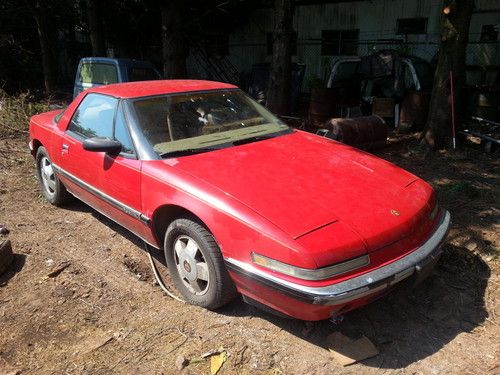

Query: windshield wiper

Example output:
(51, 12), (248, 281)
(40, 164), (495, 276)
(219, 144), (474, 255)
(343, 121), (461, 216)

(233, 129), (294, 146)
(160, 147), (218, 158)
(232, 135), (275, 146)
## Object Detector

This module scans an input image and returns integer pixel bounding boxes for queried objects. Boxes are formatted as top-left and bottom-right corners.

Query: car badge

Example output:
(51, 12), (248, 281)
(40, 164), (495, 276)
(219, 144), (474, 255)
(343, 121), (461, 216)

(391, 209), (400, 216)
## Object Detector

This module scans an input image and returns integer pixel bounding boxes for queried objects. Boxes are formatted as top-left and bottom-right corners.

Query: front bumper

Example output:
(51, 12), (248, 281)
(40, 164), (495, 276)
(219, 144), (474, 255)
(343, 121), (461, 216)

(226, 210), (450, 310)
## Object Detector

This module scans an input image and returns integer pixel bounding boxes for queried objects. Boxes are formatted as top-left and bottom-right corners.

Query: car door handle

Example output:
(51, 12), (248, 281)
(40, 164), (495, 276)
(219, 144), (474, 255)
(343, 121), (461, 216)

(62, 144), (69, 151)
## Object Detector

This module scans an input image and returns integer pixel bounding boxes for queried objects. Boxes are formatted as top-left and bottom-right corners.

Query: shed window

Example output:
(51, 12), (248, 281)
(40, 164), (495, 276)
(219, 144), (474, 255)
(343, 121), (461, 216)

(397, 18), (427, 35)
(321, 30), (359, 56)
(480, 25), (499, 42)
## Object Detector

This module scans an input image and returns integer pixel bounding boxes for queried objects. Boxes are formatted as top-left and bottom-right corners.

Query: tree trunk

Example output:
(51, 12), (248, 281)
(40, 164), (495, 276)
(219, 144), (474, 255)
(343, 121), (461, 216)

(266, 0), (294, 116)
(34, 0), (56, 93)
(161, 1), (187, 79)
(423, 0), (474, 149)
(86, 0), (106, 56)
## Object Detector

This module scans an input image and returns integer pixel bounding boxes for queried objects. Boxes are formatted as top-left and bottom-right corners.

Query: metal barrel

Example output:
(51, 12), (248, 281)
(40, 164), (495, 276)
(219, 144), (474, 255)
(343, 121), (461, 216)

(325, 116), (388, 150)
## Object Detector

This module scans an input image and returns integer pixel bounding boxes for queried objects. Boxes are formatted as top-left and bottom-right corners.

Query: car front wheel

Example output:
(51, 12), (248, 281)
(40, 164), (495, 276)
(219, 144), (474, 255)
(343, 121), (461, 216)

(164, 218), (237, 309)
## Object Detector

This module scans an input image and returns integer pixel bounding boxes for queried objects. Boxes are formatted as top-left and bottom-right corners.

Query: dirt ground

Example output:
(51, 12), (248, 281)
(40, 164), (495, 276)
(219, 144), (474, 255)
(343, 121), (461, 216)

(0, 134), (498, 375)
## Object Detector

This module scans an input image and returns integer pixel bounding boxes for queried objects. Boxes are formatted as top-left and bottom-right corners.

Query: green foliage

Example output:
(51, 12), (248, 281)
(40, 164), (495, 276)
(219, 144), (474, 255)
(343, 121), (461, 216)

(0, 91), (50, 136)
(442, 181), (480, 200)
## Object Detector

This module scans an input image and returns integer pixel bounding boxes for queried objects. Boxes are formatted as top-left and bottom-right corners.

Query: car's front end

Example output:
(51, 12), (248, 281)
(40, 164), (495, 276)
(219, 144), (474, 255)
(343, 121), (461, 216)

(224, 208), (450, 321)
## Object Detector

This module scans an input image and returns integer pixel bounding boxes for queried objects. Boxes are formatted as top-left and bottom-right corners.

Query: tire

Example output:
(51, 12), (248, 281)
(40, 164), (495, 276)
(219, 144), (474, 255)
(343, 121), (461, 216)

(35, 146), (70, 206)
(0, 240), (14, 276)
(164, 218), (237, 310)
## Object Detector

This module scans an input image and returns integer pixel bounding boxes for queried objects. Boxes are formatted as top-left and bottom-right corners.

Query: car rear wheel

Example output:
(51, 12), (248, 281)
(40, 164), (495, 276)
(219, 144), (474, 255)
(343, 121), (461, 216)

(164, 218), (237, 309)
(36, 146), (70, 206)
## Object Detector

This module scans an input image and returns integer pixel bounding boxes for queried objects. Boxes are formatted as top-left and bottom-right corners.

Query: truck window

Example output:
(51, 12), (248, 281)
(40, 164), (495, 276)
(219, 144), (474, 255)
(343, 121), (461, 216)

(79, 63), (118, 85)
(128, 67), (160, 82)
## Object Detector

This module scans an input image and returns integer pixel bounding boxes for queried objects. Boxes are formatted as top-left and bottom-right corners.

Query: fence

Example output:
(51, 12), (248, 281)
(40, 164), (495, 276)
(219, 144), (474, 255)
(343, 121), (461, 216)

(222, 39), (500, 91)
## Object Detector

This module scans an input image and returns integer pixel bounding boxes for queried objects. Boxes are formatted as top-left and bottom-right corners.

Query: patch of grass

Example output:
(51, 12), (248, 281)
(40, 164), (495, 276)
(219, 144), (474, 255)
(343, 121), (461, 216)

(0, 91), (50, 137)
(441, 181), (481, 200)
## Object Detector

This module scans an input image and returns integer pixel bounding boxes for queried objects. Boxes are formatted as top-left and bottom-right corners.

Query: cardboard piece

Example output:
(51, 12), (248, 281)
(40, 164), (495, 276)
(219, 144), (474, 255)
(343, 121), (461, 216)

(327, 332), (379, 366)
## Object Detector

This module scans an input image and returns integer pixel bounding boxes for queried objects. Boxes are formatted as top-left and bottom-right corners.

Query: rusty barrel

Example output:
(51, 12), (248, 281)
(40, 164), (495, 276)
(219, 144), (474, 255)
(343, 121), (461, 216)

(324, 116), (387, 150)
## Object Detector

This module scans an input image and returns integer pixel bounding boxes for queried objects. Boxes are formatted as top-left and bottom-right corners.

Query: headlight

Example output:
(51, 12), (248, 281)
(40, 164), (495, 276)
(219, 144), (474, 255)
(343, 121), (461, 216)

(251, 253), (370, 281)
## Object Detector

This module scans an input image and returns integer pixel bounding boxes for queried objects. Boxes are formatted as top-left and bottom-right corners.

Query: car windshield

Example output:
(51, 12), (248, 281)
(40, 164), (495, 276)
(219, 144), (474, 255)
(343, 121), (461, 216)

(129, 89), (290, 157)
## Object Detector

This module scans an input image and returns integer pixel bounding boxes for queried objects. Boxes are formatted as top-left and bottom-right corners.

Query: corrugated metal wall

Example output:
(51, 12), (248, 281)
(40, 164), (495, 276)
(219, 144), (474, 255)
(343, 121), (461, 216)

(227, 0), (500, 90)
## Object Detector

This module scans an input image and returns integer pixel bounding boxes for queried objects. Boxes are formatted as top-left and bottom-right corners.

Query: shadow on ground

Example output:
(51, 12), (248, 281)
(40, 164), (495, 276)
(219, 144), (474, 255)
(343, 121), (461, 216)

(0, 253), (27, 286)
(59, 195), (491, 370)
(222, 244), (490, 369)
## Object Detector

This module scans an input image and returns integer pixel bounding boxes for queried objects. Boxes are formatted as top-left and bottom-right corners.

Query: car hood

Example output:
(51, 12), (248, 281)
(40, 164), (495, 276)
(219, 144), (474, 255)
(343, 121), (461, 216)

(165, 131), (434, 252)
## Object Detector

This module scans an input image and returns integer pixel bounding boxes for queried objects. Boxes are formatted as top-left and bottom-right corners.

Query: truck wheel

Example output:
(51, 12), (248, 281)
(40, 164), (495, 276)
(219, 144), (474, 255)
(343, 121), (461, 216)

(164, 218), (237, 310)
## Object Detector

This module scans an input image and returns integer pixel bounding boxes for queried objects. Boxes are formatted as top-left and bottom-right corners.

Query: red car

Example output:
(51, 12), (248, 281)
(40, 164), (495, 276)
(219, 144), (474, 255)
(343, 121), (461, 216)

(29, 80), (450, 321)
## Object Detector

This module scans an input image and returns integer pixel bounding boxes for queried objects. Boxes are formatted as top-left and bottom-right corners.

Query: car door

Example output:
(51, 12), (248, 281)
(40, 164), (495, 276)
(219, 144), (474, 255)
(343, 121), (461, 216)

(57, 93), (147, 239)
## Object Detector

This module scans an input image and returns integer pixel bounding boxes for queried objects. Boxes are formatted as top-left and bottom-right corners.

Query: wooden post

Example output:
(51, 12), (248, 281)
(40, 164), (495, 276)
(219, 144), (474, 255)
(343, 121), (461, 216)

(266, 0), (294, 116)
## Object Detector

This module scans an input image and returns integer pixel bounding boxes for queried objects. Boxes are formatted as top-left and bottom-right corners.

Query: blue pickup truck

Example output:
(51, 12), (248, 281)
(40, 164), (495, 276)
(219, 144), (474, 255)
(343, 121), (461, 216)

(73, 57), (162, 98)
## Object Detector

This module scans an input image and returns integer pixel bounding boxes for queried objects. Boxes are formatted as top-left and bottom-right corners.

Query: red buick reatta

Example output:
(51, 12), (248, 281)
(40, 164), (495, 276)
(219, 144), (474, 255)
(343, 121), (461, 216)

(29, 80), (450, 321)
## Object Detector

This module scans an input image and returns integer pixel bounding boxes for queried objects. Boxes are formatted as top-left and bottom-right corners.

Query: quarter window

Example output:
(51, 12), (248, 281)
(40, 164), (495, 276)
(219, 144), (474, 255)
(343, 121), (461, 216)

(68, 94), (117, 139)
(114, 105), (135, 155)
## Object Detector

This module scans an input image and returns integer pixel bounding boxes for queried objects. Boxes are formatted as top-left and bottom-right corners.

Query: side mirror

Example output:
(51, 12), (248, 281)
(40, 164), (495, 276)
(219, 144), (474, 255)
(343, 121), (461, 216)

(83, 137), (122, 154)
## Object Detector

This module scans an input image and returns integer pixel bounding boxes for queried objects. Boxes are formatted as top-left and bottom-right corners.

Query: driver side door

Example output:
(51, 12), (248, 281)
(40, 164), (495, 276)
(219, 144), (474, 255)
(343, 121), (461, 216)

(57, 93), (147, 239)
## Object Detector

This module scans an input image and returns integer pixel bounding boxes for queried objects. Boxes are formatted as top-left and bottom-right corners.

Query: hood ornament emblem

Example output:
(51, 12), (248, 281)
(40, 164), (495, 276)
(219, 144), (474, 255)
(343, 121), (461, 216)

(391, 209), (400, 216)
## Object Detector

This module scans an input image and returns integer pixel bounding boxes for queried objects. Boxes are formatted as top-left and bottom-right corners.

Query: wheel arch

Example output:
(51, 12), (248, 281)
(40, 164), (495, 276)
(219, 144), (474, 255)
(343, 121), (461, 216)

(31, 139), (43, 156)
(151, 204), (211, 248)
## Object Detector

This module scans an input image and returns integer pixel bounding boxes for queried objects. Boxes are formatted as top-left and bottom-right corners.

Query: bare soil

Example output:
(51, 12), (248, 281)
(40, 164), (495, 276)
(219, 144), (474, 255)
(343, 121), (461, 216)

(0, 134), (498, 375)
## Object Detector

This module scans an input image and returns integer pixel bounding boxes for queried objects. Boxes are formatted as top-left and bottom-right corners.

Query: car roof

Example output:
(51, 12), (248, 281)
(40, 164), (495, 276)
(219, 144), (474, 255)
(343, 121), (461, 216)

(85, 80), (238, 99)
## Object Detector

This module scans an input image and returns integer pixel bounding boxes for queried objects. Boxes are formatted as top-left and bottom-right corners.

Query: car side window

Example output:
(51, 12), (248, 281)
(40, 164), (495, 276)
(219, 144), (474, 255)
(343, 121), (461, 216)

(114, 104), (135, 156)
(68, 94), (117, 139)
